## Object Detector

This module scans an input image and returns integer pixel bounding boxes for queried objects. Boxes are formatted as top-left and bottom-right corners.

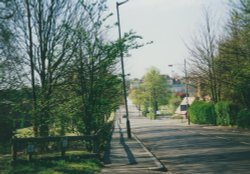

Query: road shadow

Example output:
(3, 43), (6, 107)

(118, 124), (137, 165)
(132, 123), (250, 174)
(103, 122), (137, 165)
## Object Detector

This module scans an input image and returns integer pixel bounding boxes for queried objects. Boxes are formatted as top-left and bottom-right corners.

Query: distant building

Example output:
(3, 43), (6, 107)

(170, 84), (186, 93)
(129, 75), (196, 97)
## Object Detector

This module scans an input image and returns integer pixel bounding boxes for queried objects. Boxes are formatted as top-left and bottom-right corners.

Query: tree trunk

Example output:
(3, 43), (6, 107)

(26, 0), (38, 137)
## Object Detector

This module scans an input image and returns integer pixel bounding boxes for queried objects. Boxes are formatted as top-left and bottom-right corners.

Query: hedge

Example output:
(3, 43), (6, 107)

(189, 101), (216, 125)
(215, 101), (231, 126)
(0, 103), (14, 142)
(237, 109), (250, 128)
(189, 100), (249, 127)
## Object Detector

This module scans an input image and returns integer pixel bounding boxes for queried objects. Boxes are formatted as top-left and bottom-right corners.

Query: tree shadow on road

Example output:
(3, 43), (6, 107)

(103, 122), (137, 165)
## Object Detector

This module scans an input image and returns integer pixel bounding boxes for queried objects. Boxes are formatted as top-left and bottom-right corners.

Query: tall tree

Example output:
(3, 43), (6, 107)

(141, 67), (170, 116)
(218, 0), (250, 109)
(1, 0), (142, 138)
(0, 0), (23, 89)
(69, 0), (123, 134)
(187, 8), (221, 102)
(7, 0), (85, 136)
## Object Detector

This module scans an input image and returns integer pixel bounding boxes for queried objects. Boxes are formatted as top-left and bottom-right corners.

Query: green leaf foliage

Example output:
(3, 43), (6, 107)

(141, 67), (170, 115)
(189, 101), (216, 125)
(146, 112), (155, 120)
(0, 102), (13, 141)
(217, 0), (250, 109)
(168, 94), (182, 113)
(0, 0), (143, 138)
(237, 109), (250, 128)
(215, 101), (231, 126)
(129, 67), (171, 118)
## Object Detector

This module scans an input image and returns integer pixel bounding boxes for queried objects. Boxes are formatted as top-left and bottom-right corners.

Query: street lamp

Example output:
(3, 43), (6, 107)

(116, 0), (132, 138)
(168, 59), (190, 125)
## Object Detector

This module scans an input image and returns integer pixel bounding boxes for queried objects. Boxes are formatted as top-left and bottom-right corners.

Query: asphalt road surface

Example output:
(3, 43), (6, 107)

(121, 101), (250, 174)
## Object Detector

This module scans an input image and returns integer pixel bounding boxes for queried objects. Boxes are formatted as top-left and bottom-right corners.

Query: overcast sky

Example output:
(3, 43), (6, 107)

(107, 0), (230, 79)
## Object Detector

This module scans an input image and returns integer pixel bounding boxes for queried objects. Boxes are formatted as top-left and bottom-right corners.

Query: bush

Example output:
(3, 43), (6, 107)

(168, 94), (182, 113)
(189, 101), (216, 125)
(237, 109), (250, 128)
(0, 103), (13, 142)
(229, 104), (240, 125)
(146, 112), (155, 120)
(215, 101), (231, 126)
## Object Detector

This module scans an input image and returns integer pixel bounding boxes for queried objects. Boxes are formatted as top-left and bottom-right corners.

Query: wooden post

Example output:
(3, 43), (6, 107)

(27, 143), (34, 161)
(93, 134), (100, 157)
(61, 137), (68, 157)
(11, 136), (17, 162)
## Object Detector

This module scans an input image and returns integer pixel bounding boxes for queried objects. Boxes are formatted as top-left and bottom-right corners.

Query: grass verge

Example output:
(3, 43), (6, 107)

(0, 153), (102, 174)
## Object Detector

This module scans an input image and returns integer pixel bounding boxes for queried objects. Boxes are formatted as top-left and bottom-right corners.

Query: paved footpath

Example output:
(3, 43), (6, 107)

(99, 100), (250, 174)
(99, 117), (169, 174)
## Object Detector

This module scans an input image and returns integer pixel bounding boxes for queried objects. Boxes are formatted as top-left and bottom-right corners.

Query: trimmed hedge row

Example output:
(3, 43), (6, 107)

(237, 109), (250, 128)
(215, 101), (231, 126)
(189, 101), (250, 128)
(189, 101), (216, 125)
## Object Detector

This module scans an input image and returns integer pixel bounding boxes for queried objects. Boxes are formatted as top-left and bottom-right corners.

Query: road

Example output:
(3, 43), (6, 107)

(121, 101), (250, 174)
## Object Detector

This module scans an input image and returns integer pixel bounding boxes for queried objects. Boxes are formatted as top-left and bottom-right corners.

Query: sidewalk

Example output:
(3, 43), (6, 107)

(99, 119), (168, 174)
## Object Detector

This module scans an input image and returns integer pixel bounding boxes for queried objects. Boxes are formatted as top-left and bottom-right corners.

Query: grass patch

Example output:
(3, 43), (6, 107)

(171, 114), (184, 119)
(12, 159), (101, 174)
(159, 105), (176, 116)
(1, 155), (102, 174)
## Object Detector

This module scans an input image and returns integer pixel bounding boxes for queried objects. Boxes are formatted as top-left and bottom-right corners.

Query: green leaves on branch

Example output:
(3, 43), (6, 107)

(0, 0), (143, 138)
(217, 0), (250, 109)
(129, 67), (170, 117)
(189, 101), (216, 125)
(187, 1), (250, 112)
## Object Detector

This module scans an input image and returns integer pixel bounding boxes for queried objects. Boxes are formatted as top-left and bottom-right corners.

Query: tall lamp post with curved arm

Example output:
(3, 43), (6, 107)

(116, 0), (132, 138)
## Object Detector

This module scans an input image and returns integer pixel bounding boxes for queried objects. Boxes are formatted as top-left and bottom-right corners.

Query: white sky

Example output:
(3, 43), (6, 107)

(107, 0), (230, 79)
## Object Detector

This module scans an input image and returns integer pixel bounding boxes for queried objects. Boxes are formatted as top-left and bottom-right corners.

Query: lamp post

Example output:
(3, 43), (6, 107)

(168, 59), (190, 125)
(116, 0), (132, 138)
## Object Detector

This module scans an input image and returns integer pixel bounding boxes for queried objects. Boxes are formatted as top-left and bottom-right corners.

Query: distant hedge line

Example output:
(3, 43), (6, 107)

(188, 101), (250, 128)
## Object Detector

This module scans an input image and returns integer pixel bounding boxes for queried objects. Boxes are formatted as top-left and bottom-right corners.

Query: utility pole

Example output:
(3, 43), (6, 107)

(116, 0), (132, 138)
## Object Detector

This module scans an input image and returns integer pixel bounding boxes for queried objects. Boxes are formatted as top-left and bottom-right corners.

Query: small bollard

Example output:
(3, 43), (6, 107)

(27, 143), (34, 161)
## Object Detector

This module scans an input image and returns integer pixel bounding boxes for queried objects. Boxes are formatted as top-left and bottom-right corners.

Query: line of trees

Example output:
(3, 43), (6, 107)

(188, 0), (250, 127)
(0, 0), (141, 140)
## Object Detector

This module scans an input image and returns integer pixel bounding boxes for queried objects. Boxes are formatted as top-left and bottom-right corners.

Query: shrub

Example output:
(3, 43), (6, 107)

(189, 101), (216, 125)
(168, 94), (182, 113)
(146, 112), (155, 120)
(0, 103), (13, 142)
(229, 104), (240, 125)
(215, 101), (231, 126)
(237, 109), (250, 128)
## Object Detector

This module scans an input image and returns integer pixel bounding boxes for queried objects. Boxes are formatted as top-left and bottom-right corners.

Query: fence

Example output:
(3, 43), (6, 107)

(11, 122), (114, 162)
